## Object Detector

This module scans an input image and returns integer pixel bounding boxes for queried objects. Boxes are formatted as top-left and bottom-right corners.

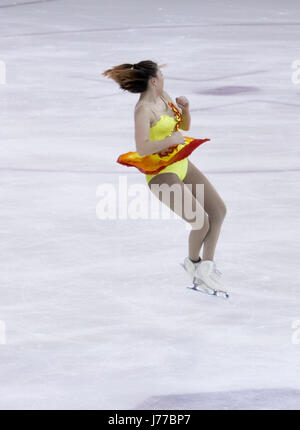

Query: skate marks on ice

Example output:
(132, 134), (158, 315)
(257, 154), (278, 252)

(136, 388), (300, 410)
(3, 21), (300, 36)
(192, 99), (300, 113)
(0, 0), (58, 9)
(198, 86), (260, 96)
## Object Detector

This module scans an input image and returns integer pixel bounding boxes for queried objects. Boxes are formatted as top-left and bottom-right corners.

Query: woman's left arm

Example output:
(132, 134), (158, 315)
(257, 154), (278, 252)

(163, 91), (191, 131)
(175, 96), (191, 131)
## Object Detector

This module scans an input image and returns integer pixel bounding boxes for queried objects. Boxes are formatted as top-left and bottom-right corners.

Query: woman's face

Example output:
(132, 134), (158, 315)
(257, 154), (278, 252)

(155, 68), (164, 91)
(147, 66), (164, 93)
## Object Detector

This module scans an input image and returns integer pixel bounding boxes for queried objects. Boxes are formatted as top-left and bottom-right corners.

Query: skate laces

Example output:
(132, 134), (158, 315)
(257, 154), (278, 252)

(193, 260), (222, 284)
(203, 261), (221, 283)
(213, 262), (222, 278)
(214, 267), (222, 277)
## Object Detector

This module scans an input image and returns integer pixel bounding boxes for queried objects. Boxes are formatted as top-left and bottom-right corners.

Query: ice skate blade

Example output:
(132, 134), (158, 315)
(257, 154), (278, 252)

(187, 283), (229, 300)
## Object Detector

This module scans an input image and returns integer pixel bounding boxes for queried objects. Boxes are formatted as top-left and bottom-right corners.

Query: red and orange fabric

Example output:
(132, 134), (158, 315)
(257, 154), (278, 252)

(117, 101), (210, 175)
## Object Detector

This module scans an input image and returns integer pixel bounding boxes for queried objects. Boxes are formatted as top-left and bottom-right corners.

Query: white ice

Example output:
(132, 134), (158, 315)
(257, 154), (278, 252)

(0, 0), (300, 410)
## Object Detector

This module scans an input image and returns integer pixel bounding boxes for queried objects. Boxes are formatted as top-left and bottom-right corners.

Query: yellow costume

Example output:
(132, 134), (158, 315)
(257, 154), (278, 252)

(145, 114), (189, 184)
(117, 98), (210, 181)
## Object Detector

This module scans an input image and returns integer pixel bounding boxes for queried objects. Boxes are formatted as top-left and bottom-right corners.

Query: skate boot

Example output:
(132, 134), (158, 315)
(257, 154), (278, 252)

(181, 257), (222, 282)
(193, 260), (229, 299)
(181, 256), (202, 282)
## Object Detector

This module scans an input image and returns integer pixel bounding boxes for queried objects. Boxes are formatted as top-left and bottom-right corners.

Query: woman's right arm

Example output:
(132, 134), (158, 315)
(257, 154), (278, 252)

(134, 106), (184, 156)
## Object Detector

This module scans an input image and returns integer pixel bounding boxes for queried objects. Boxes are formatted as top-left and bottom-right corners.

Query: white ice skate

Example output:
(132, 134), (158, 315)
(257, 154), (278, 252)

(181, 258), (229, 300)
(181, 257), (222, 282)
(181, 256), (202, 280)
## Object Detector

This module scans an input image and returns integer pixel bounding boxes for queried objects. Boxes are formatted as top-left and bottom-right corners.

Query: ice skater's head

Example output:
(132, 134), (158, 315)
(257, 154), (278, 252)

(102, 60), (165, 95)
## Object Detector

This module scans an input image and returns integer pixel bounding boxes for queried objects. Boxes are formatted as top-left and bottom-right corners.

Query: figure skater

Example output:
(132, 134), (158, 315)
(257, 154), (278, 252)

(102, 60), (228, 297)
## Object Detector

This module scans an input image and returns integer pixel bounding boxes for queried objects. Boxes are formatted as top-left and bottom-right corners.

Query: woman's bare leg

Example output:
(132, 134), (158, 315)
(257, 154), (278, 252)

(183, 160), (227, 261)
(148, 172), (210, 262)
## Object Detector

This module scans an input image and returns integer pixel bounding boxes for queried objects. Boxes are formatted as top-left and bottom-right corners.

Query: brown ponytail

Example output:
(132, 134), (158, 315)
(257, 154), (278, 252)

(102, 60), (159, 93)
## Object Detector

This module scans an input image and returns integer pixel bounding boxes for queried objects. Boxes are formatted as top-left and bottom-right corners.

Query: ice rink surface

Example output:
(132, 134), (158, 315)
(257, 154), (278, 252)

(0, 0), (300, 410)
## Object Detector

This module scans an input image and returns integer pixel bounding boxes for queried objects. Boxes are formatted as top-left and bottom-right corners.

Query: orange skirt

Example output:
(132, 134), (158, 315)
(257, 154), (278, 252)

(117, 136), (210, 175)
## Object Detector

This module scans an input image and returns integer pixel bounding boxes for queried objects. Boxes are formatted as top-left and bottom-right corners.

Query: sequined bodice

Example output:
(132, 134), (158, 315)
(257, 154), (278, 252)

(149, 96), (182, 141)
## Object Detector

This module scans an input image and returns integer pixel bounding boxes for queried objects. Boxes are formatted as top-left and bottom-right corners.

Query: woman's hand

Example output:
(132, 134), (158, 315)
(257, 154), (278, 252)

(157, 132), (185, 156)
(169, 131), (185, 146)
(158, 144), (178, 156)
(175, 96), (189, 111)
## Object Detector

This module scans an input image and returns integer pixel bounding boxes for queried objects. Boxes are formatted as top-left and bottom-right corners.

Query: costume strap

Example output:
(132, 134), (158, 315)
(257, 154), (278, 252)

(168, 101), (182, 131)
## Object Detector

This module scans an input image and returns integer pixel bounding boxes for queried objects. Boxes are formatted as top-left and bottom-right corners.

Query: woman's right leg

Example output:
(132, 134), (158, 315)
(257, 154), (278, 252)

(183, 160), (227, 261)
(147, 172), (210, 262)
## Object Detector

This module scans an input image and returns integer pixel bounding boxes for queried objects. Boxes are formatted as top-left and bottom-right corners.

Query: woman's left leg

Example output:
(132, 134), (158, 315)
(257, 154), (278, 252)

(183, 160), (227, 261)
